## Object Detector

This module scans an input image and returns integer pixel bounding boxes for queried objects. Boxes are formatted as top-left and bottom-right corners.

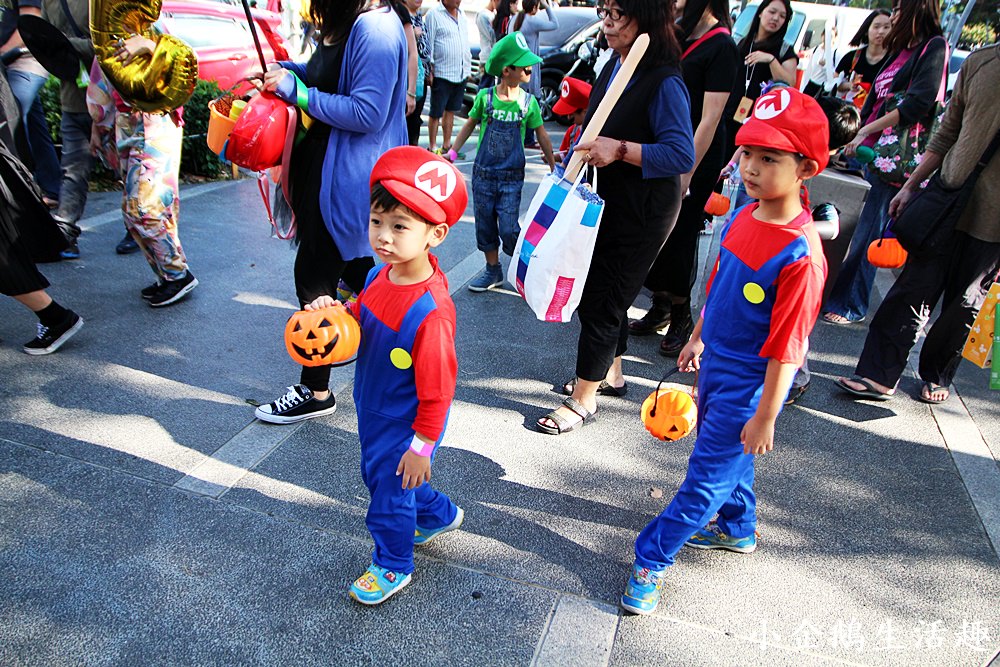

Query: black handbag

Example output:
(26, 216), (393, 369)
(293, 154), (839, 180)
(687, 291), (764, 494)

(891, 128), (1000, 254)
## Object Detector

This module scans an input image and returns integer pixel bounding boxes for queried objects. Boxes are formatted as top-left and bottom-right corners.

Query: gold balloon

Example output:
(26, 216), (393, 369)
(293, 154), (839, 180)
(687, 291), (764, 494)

(90, 0), (199, 113)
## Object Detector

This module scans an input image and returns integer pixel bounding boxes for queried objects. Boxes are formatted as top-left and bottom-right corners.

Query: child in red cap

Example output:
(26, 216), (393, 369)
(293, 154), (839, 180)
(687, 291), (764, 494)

(304, 146), (468, 606)
(622, 87), (829, 615)
(552, 77), (592, 168)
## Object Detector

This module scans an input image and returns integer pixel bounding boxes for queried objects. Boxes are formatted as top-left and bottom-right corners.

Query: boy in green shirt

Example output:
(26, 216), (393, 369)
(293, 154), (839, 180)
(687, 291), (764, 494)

(451, 32), (556, 292)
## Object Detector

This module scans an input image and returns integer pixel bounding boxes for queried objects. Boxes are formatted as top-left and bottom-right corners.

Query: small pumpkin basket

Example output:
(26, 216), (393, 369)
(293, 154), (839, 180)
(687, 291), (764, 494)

(641, 367), (698, 442)
(867, 233), (908, 269)
(284, 304), (361, 368)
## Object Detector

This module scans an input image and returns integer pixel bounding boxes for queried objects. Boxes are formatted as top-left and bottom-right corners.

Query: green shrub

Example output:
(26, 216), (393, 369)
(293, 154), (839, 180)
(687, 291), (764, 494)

(39, 75), (62, 144)
(179, 79), (225, 178)
(960, 23), (997, 49)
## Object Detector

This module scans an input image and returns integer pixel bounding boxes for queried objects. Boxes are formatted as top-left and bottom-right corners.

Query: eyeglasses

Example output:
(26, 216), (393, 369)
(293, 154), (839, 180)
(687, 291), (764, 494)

(596, 6), (627, 22)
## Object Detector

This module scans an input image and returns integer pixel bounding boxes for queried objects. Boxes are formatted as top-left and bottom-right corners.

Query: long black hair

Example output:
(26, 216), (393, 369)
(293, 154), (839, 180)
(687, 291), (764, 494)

(512, 0), (538, 33)
(737, 0), (792, 55)
(848, 9), (890, 47)
(310, 0), (366, 44)
(493, 0), (516, 37)
(676, 0), (732, 42)
(883, 0), (942, 54)
(603, 0), (682, 67)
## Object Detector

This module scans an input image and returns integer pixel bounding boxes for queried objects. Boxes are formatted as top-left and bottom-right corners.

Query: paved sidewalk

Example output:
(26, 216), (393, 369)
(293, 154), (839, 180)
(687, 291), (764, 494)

(1, 136), (998, 665)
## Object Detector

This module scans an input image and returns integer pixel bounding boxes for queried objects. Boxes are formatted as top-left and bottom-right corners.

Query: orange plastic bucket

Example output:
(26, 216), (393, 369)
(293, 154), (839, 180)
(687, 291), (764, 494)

(207, 99), (237, 155)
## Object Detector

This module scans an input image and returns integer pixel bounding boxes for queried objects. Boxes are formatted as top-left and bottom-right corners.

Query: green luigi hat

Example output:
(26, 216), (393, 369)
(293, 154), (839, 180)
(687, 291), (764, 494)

(486, 32), (542, 77)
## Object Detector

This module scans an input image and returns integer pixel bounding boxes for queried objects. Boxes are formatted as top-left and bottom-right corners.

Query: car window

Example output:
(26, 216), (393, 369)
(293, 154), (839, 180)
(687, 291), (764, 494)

(539, 13), (598, 49)
(162, 15), (250, 49)
(803, 18), (826, 49)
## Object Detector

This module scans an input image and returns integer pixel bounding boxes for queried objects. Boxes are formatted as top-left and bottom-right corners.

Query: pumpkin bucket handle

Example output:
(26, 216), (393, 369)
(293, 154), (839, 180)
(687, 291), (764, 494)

(649, 367), (698, 418)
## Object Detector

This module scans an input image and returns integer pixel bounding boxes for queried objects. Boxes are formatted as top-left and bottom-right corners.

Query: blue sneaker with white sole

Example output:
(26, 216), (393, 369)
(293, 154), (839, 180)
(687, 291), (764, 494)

(467, 263), (504, 292)
(414, 506), (464, 546)
(348, 563), (412, 605)
(685, 521), (757, 553)
(620, 563), (667, 615)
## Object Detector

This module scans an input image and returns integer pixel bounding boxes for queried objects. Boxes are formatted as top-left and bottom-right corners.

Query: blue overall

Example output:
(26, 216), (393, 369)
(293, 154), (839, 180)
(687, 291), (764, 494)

(472, 88), (530, 256)
(634, 217), (810, 571)
(354, 267), (459, 574)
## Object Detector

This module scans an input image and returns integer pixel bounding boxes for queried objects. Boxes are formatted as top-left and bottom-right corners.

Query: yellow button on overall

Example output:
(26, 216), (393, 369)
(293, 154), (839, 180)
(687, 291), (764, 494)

(743, 282), (765, 304)
(390, 347), (413, 370)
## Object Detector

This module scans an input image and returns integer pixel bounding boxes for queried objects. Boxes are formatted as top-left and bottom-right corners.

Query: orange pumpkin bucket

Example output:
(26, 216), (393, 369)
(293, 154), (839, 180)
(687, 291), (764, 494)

(867, 236), (908, 269)
(641, 367), (698, 442)
(704, 191), (731, 217)
(207, 98), (239, 156)
(284, 305), (361, 367)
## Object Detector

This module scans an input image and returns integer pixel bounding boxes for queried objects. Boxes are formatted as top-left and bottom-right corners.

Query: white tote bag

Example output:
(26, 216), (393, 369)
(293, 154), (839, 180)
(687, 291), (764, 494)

(508, 166), (604, 322)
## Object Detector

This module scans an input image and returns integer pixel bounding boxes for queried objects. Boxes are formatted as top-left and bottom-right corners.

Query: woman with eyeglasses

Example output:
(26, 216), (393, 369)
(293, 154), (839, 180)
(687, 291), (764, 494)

(822, 0), (946, 329)
(536, 0), (694, 436)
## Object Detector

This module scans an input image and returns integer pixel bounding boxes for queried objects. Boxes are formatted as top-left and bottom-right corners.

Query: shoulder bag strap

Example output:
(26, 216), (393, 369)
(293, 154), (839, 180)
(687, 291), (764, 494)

(681, 26), (730, 61)
(58, 0), (85, 38)
(971, 127), (1000, 179)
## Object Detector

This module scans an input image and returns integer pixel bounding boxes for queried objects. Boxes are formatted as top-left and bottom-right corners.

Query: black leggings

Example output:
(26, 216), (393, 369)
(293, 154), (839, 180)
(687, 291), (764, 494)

(293, 231), (373, 392)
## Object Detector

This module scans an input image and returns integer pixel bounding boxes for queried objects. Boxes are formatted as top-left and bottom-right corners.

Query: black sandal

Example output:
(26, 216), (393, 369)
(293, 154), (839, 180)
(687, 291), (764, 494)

(536, 397), (597, 435)
(561, 377), (627, 397)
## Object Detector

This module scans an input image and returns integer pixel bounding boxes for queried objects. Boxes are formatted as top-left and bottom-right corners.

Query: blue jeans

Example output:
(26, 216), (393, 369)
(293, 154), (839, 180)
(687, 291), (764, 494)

(472, 171), (522, 256)
(56, 111), (93, 232)
(823, 169), (899, 322)
(7, 69), (62, 198)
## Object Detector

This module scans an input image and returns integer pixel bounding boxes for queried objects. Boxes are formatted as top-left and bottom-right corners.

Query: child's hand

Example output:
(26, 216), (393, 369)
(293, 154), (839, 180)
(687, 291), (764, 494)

(678, 337), (704, 372)
(396, 450), (432, 490)
(740, 414), (776, 456)
(303, 295), (339, 311)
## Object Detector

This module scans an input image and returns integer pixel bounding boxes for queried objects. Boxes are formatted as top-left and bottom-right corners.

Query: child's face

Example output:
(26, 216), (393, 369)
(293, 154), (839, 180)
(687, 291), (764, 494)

(502, 65), (532, 86)
(369, 206), (447, 265)
(572, 108), (587, 124)
(738, 145), (815, 201)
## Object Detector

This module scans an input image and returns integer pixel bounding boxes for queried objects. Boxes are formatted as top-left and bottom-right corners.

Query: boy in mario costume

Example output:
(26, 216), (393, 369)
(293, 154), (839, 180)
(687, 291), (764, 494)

(621, 87), (829, 615)
(552, 77), (591, 167)
(304, 146), (467, 606)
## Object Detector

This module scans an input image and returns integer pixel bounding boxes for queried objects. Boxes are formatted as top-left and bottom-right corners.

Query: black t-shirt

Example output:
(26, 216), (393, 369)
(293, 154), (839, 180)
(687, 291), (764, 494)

(836, 46), (891, 86)
(682, 30), (738, 164)
(735, 39), (798, 102)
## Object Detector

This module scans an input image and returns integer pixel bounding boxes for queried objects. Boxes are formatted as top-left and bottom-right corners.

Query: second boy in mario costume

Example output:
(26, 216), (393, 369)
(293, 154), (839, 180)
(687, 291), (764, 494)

(621, 87), (829, 615)
(552, 77), (591, 167)
(305, 146), (467, 606)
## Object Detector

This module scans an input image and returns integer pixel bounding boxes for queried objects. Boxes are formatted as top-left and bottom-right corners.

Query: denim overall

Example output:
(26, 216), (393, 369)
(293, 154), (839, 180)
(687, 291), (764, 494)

(353, 266), (459, 574)
(472, 88), (531, 256)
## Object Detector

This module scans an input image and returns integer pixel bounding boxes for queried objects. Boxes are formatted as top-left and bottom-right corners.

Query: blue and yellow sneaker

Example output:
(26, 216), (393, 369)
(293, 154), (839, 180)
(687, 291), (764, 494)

(414, 506), (464, 546)
(348, 563), (412, 606)
(620, 563), (667, 615)
(685, 522), (757, 553)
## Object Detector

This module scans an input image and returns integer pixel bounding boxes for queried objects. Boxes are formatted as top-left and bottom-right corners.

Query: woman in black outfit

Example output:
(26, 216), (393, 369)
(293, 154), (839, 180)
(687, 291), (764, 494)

(834, 9), (891, 106)
(536, 0), (694, 435)
(629, 0), (737, 358)
(722, 0), (796, 166)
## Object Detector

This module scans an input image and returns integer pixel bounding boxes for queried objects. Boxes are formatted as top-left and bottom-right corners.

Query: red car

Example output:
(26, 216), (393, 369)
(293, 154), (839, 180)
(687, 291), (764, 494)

(158, 0), (290, 92)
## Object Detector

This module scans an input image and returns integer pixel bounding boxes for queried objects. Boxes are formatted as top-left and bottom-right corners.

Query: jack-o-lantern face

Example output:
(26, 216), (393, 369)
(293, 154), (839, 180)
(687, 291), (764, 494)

(641, 388), (697, 442)
(867, 237), (908, 269)
(284, 305), (361, 367)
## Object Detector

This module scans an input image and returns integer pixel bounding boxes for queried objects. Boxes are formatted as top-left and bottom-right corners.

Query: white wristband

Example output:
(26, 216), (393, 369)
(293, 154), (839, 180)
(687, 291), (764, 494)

(409, 435), (434, 457)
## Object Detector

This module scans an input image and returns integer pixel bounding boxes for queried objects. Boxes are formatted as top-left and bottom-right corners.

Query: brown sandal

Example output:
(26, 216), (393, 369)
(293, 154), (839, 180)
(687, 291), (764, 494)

(536, 397), (597, 435)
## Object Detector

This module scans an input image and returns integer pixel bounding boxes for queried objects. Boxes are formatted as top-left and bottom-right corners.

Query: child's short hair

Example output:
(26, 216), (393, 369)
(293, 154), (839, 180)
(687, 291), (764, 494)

(816, 96), (861, 151)
(370, 182), (423, 222)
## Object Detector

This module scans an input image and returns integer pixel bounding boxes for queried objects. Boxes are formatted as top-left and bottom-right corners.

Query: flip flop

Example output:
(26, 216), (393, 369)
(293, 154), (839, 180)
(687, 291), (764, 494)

(822, 312), (860, 325)
(536, 397), (596, 435)
(562, 377), (627, 397)
(918, 382), (950, 404)
(835, 376), (894, 401)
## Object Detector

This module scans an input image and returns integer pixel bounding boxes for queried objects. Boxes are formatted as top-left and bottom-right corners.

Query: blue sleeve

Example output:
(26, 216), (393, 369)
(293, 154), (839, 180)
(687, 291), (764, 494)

(641, 75), (695, 178)
(279, 61), (308, 81)
(304, 18), (404, 133)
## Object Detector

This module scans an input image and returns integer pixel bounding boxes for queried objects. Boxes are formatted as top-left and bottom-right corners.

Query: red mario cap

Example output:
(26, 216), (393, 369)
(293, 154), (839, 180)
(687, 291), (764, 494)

(735, 86), (830, 172)
(369, 146), (468, 227)
(552, 77), (592, 116)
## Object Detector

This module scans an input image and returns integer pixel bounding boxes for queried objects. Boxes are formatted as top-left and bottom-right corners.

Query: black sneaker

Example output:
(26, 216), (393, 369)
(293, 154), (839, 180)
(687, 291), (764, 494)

(148, 271), (198, 307)
(659, 305), (693, 358)
(785, 382), (810, 405)
(140, 281), (162, 300)
(254, 384), (337, 424)
(23, 311), (84, 355)
(116, 232), (140, 255)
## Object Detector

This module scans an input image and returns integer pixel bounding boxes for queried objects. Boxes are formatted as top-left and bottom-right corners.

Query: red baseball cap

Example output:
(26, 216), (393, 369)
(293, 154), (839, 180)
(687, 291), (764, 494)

(552, 77), (592, 116)
(369, 146), (468, 227)
(735, 86), (830, 172)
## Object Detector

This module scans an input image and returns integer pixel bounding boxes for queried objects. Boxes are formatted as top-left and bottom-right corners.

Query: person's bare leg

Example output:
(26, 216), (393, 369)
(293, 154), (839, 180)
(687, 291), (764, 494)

(428, 116), (440, 152)
(442, 111), (455, 151)
(605, 355), (625, 389)
(13, 290), (52, 312)
(484, 249), (499, 266)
